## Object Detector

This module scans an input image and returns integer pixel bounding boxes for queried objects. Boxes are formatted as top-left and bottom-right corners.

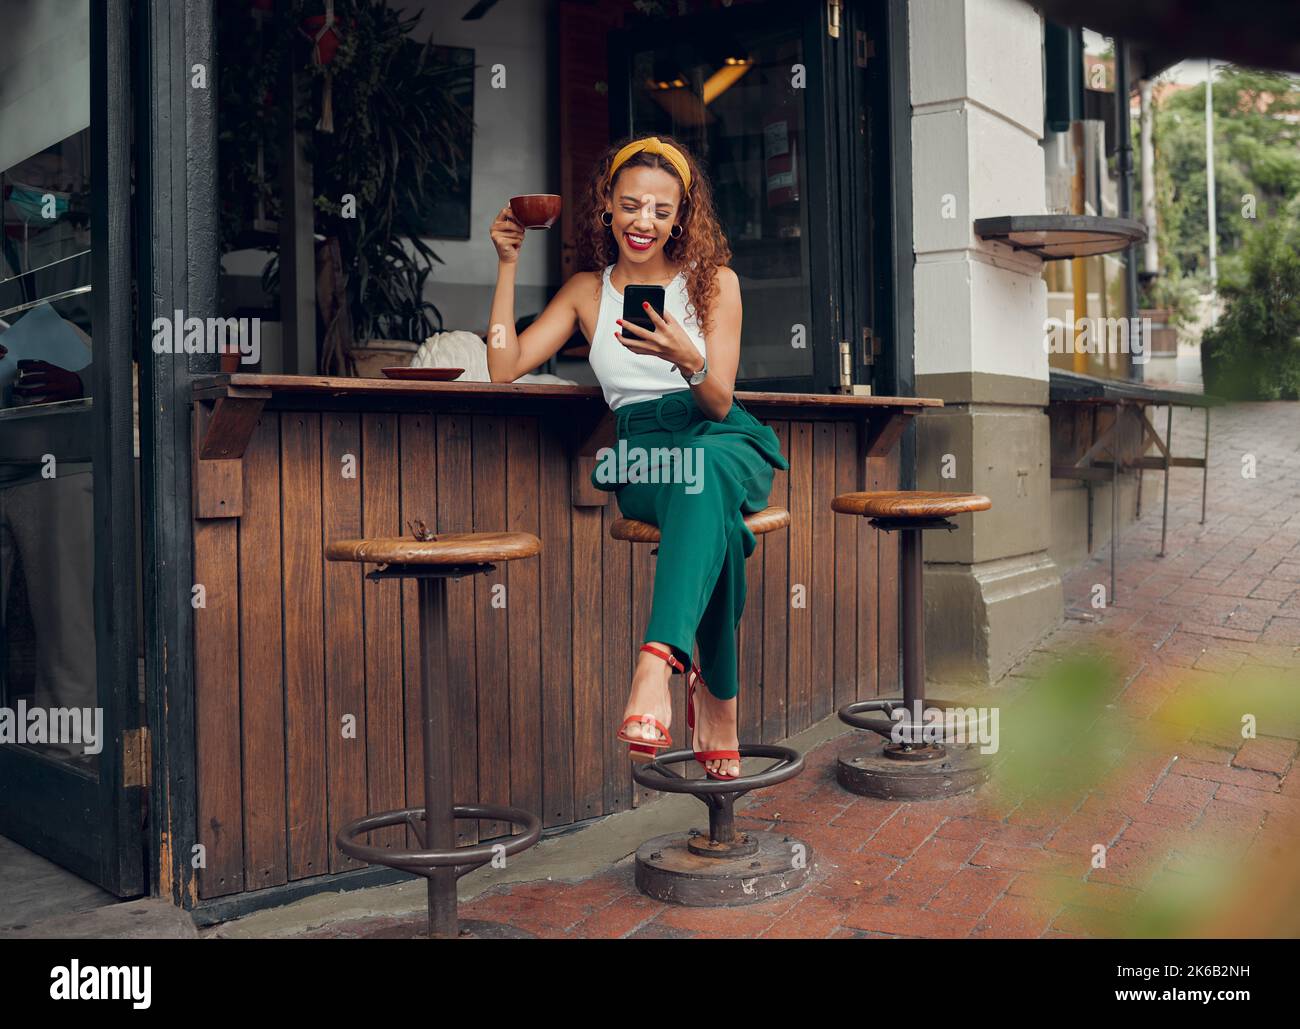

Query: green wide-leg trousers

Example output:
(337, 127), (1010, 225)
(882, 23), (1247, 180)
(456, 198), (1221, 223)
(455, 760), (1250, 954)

(592, 390), (789, 701)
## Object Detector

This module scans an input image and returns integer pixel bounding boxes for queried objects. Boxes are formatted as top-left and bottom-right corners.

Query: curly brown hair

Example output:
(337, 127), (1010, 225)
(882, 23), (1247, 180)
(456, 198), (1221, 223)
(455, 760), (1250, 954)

(573, 134), (732, 336)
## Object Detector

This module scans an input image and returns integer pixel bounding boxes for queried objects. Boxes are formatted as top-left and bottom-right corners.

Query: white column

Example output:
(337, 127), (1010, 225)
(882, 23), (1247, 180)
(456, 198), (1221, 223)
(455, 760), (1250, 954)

(906, 0), (1062, 684)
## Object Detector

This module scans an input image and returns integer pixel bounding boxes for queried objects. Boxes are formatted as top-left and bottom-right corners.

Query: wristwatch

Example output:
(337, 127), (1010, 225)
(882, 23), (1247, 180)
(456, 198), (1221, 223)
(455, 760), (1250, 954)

(681, 354), (708, 386)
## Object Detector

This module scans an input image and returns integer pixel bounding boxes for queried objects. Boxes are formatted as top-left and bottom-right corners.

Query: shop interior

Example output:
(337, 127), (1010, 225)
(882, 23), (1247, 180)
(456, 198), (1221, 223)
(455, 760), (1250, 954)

(217, 0), (830, 390)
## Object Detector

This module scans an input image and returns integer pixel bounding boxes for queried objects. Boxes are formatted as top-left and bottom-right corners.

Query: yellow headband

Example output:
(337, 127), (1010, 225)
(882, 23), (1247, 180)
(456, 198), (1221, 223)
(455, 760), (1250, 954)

(606, 137), (692, 195)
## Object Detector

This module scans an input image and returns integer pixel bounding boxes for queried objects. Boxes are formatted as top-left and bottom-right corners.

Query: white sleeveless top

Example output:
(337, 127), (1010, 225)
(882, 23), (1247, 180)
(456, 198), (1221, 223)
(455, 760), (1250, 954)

(588, 265), (707, 411)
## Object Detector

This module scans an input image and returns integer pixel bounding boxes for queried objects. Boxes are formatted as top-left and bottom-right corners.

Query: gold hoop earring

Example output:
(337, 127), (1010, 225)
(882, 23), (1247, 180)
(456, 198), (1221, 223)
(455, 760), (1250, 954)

(600, 211), (613, 226)
(670, 223), (683, 239)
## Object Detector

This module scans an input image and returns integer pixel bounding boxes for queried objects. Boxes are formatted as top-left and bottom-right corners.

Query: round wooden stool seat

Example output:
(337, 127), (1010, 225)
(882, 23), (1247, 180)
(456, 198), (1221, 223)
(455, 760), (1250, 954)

(325, 531), (541, 567)
(830, 491), (991, 520)
(610, 506), (790, 544)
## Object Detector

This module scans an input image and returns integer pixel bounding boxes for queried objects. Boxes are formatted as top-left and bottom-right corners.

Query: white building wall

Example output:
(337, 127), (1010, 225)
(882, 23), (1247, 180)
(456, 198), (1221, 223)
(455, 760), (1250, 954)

(910, 0), (1049, 383)
(907, 0), (1063, 684)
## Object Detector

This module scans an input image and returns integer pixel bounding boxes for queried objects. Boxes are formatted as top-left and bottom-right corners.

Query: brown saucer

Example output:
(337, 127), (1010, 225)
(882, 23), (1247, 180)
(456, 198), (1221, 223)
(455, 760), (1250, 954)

(382, 367), (465, 381)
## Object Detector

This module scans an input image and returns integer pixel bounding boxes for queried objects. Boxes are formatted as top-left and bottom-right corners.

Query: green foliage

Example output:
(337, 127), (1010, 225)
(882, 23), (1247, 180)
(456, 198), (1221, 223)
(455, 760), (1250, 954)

(1139, 271), (1200, 328)
(991, 654), (1300, 937)
(302, 1), (472, 341)
(1170, 68), (1299, 260)
(217, 0), (473, 344)
(1133, 66), (1300, 336)
(1201, 218), (1300, 399)
(987, 653), (1134, 805)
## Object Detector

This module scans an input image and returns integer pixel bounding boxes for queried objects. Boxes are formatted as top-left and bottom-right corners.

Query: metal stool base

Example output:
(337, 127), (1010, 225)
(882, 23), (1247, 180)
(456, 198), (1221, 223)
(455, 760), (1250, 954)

(836, 739), (992, 800)
(336, 802), (541, 939)
(635, 829), (812, 907)
(630, 744), (809, 907)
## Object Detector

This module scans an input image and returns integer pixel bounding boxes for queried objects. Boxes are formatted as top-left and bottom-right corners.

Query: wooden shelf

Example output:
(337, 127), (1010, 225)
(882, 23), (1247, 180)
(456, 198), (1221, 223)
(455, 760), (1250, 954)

(974, 215), (1147, 260)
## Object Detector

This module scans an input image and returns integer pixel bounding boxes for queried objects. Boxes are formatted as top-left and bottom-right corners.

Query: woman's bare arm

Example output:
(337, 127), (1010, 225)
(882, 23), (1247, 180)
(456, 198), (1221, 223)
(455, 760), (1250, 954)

(486, 204), (587, 382)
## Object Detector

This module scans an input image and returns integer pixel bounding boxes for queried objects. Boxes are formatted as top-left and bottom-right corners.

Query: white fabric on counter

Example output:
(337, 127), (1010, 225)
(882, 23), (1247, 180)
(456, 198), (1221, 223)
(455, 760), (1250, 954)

(412, 329), (578, 386)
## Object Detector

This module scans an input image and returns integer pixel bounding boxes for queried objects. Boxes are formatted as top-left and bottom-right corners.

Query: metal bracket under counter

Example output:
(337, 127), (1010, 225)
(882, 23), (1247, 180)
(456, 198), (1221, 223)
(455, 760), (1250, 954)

(192, 387), (271, 518)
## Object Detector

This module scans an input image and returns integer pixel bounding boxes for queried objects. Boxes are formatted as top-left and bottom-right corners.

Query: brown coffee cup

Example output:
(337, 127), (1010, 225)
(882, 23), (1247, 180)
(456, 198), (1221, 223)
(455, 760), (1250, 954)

(509, 193), (562, 230)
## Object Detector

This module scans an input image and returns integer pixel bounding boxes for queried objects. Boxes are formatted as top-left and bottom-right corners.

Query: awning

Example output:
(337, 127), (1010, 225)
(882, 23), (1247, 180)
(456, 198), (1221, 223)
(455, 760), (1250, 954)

(1032, 0), (1300, 76)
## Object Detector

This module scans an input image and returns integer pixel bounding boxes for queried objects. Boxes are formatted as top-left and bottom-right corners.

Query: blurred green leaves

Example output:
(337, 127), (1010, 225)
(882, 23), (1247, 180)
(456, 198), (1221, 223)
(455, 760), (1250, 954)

(988, 652), (1135, 805)
(987, 649), (1299, 937)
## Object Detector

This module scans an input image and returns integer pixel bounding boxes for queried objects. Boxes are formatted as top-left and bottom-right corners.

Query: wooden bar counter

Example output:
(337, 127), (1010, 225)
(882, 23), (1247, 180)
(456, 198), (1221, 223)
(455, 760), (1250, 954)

(188, 374), (940, 903)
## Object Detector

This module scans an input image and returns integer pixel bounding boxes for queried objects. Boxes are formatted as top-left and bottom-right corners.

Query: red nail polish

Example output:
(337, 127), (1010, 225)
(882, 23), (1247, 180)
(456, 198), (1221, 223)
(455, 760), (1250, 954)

(642, 302), (650, 309)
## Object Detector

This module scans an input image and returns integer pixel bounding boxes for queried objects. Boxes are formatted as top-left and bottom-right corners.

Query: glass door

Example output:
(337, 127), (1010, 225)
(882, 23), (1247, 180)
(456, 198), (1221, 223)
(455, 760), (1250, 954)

(608, 1), (842, 394)
(0, 0), (143, 896)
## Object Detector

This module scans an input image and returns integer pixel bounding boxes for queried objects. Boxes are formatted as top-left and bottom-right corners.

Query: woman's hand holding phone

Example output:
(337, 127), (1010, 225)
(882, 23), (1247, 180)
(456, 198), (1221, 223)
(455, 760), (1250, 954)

(490, 204), (525, 265)
(615, 304), (703, 377)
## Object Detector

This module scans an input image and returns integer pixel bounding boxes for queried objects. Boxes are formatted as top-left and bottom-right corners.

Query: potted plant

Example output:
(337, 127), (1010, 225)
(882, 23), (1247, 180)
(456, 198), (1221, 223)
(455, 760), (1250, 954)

(1138, 272), (1200, 358)
(217, 0), (473, 375)
(301, 1), (472, 374)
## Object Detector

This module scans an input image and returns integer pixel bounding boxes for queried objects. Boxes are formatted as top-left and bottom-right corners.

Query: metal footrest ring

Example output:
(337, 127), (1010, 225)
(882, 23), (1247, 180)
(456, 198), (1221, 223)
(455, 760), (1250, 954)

(838, 697), (992, 743)
(336, 803), (542, 879)
(631, 743), (803, 796)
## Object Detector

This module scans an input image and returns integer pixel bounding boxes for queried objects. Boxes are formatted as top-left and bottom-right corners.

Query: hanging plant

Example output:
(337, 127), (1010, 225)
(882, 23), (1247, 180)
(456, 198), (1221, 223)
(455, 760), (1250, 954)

(299, 0), (350, 132)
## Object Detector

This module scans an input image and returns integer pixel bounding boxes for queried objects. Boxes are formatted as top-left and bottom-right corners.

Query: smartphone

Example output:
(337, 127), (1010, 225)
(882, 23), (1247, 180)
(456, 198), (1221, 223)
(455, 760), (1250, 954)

(622, 284), (666, 334)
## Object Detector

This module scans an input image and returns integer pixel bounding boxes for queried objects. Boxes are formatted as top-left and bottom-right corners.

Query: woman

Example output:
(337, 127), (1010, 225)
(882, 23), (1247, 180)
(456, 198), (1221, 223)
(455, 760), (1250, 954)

(487, 135), (788, 780)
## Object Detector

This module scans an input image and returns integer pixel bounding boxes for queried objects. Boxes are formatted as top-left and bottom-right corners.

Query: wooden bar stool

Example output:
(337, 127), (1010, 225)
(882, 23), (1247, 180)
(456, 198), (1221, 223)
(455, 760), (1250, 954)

(830, 491), (995, 800)
(610, 504), (793, 551)
(609, 506), (812, 906)
(325, 530), (543, 939)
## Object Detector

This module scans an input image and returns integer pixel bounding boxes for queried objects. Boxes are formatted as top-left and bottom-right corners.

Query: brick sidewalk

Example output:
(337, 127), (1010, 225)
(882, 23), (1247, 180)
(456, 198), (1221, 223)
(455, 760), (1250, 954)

(305, 401), (1300, 939)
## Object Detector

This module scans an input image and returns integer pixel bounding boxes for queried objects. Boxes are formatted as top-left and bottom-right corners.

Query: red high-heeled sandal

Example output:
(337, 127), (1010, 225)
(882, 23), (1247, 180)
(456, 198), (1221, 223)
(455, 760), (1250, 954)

(686, 667), (742, 781)
(618, 643), (684, 763)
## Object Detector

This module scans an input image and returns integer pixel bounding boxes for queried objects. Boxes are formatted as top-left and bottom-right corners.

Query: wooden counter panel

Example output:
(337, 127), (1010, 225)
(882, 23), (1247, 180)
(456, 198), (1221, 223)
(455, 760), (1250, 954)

(360, 414), (406, 855)
(191, 405), (907, 899)
(192, 516), (243, 899)
(397, 413), (436, 848)
(321, 413), (367, 875)
(761, 422), (790, 742)
(238, 417), (287, 890)
(280, 413), (328, 880)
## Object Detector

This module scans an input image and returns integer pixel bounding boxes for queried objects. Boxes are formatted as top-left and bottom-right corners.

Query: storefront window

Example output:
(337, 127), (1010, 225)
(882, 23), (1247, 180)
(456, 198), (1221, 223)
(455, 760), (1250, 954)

(625, 27), (814, 384)
(1042, 29), (1136, 380)
(0, 0), (100, 772)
